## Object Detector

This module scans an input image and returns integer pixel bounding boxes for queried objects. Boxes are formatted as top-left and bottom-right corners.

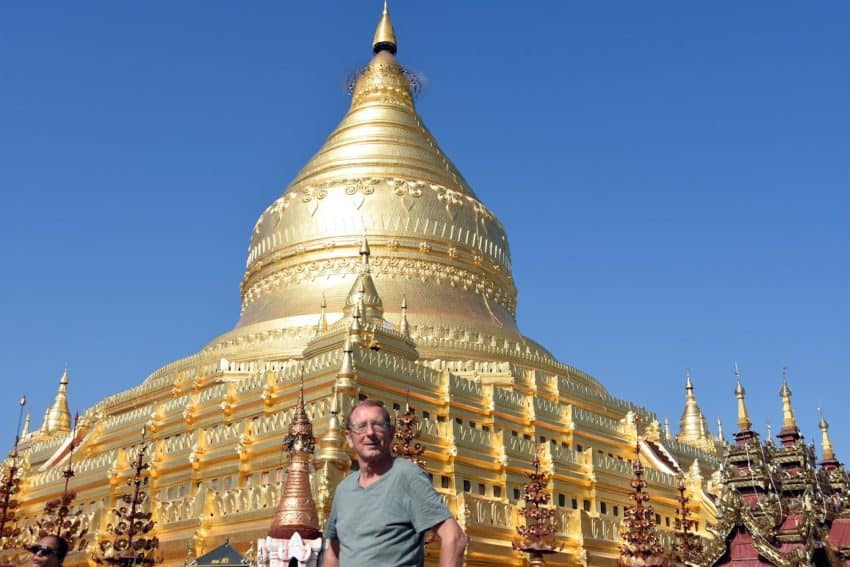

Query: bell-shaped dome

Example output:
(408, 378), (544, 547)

(234, 6), (520, 348)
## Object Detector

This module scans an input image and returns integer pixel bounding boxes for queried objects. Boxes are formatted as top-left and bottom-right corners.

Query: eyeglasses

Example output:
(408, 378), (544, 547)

(29, 545), (58, 557)
(348, 420), (390, 434)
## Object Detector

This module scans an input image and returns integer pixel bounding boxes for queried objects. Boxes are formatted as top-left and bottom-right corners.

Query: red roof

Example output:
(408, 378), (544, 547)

(829, 518), (850, 548)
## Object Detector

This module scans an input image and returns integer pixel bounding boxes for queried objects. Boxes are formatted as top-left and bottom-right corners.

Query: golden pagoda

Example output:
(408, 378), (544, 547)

(2, 5), (726, 566)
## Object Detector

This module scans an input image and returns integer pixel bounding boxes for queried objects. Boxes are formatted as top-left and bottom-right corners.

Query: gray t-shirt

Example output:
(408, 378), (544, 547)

(325, 458), (452, 566)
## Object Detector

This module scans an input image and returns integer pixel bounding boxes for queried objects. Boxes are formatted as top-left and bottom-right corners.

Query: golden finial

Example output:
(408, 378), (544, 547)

(734, 363), (752, 432)
(372, 0), (397, 55)
(779, 368), (796, 429)
(337, 334), (357, 391)
(716, 417), (724, 442)
(819, 408), (835, 462)
(664, 417), (671, 439)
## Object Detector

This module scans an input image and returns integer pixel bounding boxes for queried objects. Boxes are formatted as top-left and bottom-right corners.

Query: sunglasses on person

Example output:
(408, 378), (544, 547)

(29, 545), (58, 557)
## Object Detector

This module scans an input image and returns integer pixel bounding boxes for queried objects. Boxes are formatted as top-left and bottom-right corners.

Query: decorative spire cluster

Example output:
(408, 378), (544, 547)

(0, 397), (27, 551)
(391, 401), (425, 469)
(672, 475), (702, 564)
(32, 414), (87, 551)
(95, 429), (160, 565)
(619, 419), (667, 567)
(512, 448), (557, 566)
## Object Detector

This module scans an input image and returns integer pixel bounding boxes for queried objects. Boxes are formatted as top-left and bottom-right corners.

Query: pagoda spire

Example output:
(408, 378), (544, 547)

(372, 0), (397, 54)
(818, 409), (840, 469)
(716, 417), (724, 442)
(399, 295), (410, 338)
(734, 364), (752, 435)
(676, 370), (711, 448)
(777, 369), (801, 446)
(43, 366), (72, 435)
(315, 293), (328, 336)
(268, 371), (321, 540)
(343, 237), (384, 322)
(20, 412), (30, 438)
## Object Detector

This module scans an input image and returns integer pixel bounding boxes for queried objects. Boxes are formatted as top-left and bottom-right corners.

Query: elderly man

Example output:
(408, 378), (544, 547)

(323, 400), (466, 567)
(29, 535), (68, 567)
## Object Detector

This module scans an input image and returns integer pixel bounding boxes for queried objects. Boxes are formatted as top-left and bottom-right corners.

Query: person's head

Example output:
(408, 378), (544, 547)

(29, 535), (68, 567)
(345, 400), (395, 466)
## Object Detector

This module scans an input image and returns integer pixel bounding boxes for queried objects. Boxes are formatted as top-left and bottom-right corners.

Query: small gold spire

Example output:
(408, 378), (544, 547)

(372, 0), (397, 55)
(21, 411), (31, 437)
(819, 409), (835, 462)
(677, 370), (711, 447)
(734, 364), (752, 432)
(315, 293), (328, 336)
(664, 417), (671, 439)
(779, 368), (796, 429)
(43, 366), (72, 435)
(337, 335), (357, 390)
(716, 417), (724, 441)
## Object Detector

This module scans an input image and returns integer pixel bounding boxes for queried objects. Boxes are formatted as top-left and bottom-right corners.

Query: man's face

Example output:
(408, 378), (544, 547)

(30, 537), (62, 567)
(345, 405), (394, 465)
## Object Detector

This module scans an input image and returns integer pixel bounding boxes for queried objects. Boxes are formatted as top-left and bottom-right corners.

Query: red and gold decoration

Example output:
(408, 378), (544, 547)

(619, 419), (668, 567)
(391, 401), (425, 469)
(513, 447), (557, 566)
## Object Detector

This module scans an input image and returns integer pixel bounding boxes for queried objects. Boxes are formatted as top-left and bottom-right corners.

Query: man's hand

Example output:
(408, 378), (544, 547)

(321, 539), (340, 567)
(436, 517), (467, 567)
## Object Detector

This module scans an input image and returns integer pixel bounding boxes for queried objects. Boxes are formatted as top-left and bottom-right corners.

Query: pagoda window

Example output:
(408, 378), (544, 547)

(665, 517), (670, 527)
(463, 480), (471, 492)
(613, 506), (619, 516)
(600, 502), (607, 514)
(571, 498), (578, 509)
(478, 483), (485, 495)
(455, 417), (463, 425)
(393, 402), (401, 410)
(513, 488), (521, 500)
(511, 430), (518, 437)
(655, 514), (661, 525)
(437, 415), (446, 423)
(562, 442), (569, 448)
(423, 411), (431, 420)
(469, 421), (476, 428)
(494, 486), (502, 498)
(540, 436), (546, 443)
(583, 499), (591, 512)
(577, 444), (583, 452)
(558, 494), (566, 507)
(482, 425), (490, 432)
(261, 471), (270, 485)
(441, 476), (450, 489)
(523, 434), (531, 441)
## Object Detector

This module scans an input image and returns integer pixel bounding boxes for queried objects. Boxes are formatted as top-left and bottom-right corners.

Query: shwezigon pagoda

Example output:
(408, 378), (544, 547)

(2, 5), (847, 567)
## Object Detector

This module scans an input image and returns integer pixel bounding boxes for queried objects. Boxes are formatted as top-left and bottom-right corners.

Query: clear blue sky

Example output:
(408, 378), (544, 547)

(2, 2), (848, 461)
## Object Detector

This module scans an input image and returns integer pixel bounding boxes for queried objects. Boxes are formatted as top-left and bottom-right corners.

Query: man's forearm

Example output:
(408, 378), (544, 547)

(322, 539), (340, 567)
(437, 518), (467, 567)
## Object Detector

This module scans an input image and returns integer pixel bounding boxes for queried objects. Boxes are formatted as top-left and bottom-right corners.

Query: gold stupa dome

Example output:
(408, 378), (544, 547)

(233, 5), (519, 349)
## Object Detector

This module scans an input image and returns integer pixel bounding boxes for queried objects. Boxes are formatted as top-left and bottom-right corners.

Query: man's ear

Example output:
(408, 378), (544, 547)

(345, 432), (355, 449)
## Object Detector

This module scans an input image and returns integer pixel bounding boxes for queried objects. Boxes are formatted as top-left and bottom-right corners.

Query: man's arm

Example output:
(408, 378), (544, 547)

(321, 539), (340, 567)
(435, 517), (467, 567)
